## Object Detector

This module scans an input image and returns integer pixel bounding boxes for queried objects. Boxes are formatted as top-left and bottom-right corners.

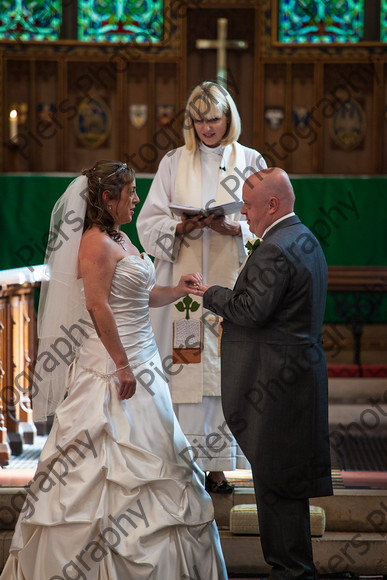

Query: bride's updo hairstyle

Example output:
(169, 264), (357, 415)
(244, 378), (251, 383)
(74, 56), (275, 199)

(82, 160), (135, 244)
(183, 81), (241, 152)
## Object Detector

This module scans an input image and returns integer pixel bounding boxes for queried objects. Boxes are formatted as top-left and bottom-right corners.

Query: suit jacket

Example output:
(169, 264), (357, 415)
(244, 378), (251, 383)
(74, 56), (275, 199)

(203, 215), (333, 499)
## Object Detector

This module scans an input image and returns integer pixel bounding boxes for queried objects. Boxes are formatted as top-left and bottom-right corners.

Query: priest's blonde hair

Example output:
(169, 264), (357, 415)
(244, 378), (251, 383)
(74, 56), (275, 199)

(183, 81), (241, 151)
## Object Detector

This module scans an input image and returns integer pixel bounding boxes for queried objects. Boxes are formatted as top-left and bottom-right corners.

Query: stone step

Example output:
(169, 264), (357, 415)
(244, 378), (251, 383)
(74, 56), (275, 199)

(328, 377), (387, 403)
(212, 487), (387, 534)
(329, 403), (387, 429)
(220, 530), (387, 575)
(0, 531), (13, 571)
(2, 484), (387, 536)
(0, 487), (26, 531)
(215, 486), (387, 575)
(0, 487), (386, 575)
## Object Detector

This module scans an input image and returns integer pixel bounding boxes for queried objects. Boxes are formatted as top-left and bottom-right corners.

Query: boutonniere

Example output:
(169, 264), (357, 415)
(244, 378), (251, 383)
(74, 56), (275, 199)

(245, 237), (263, 255)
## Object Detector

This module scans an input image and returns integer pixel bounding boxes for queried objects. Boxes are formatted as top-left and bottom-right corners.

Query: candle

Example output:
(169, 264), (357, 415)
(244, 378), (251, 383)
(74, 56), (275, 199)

(9, 109), (18, 140)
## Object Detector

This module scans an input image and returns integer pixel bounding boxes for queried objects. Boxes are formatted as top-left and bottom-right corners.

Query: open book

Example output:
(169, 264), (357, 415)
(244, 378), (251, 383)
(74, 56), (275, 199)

(169, 200), (243, 218)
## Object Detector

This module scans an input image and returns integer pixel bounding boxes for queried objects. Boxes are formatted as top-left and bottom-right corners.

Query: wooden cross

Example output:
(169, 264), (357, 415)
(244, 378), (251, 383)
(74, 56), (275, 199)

(196, 18), (248, 88)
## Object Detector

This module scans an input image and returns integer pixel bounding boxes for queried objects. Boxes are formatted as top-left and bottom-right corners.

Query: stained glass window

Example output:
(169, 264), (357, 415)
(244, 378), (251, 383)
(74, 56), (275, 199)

(0, 0), (61, 41)
(278, 0), (365, 44)
(78, 0), (163, 43)
(381, 0), (387, 41)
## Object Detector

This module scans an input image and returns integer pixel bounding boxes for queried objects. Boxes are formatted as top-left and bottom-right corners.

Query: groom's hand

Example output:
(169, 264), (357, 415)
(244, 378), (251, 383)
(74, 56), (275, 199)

(195, 283), (212, 294)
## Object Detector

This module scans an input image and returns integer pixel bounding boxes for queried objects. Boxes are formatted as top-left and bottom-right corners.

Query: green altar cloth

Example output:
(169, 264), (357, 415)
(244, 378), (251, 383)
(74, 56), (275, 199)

(1, 174), (386, 322)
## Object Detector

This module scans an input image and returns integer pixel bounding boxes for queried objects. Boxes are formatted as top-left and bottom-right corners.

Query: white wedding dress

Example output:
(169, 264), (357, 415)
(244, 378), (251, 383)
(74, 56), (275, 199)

(1, 254), (228, 579)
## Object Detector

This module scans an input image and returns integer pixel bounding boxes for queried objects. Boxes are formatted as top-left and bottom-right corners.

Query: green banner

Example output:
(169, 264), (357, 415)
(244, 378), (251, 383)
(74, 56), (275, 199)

(293, 177), (387, 267)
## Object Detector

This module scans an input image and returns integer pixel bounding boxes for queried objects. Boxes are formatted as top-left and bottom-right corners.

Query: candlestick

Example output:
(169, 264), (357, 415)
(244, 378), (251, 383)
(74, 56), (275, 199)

(9, 109), (18, 140)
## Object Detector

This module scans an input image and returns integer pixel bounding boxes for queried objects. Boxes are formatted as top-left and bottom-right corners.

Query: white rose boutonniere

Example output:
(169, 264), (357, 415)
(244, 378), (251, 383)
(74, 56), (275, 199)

(245, 237), (263, 255)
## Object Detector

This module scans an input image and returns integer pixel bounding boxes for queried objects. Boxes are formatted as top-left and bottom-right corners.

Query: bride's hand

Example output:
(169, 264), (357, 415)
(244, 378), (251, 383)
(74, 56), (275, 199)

(194, 283), (211, 294)
(117, 367), (136, 400)
(188, 282), (211, 296)
(176, 272), (203, 296)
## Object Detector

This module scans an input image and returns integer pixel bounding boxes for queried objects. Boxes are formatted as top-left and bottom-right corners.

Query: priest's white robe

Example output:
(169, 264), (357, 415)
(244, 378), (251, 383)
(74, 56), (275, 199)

(137, 142), (266, 470)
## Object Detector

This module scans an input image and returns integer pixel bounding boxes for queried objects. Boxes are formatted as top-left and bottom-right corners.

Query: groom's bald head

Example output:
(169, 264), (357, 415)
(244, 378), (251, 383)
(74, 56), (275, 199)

(241, 168), (295, 237)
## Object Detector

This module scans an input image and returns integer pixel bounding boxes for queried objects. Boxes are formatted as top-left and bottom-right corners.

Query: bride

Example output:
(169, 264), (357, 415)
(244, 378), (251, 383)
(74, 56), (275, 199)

(1, 160), (228, 579)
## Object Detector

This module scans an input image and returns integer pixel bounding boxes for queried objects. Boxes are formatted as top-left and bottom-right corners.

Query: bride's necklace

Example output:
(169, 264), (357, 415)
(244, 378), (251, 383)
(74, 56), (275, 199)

(110, 228), (128, 252)
(117, 238), (128, 252)
(114, 233), (138, 256)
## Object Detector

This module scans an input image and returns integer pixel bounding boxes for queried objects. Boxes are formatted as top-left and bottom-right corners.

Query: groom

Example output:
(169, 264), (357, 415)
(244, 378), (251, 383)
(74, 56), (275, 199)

(202, 168), (333, 578)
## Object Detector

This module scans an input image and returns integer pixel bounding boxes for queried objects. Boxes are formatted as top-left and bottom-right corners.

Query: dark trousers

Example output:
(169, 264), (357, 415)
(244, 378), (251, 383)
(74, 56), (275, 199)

(253, 474), (317, 580)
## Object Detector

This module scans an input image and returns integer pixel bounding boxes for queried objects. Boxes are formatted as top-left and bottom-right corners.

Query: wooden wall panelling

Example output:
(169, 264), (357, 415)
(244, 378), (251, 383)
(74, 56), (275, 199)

(253, 7), (264, 151)
(4, 55), (63, 172)
(124, 58), (180, 175)
(313, 62), (324, 174)
(67, 59), (118, 173)
(155, 61), (179, 170)
(147, 62), (157, 172)
(126, 62), (151, 173)
(117, 55), (128, 166)
(57, 58), (67, 172)
(262, 62), (286, 170)
(254, 61), (265, 155)
(125, 59), (182, 175)
(1, 1), (387, 175)
(5, 58), (31, 172)
(34, 60), (58, 172)
(227, 8), (255, 150)
(284, 63), (292, 174)
(322, 63), (375, 175)
(29, 60), (37, 170)
(147, 62), (156, 173)
(178, 6), (187, 125)
(289, 63), (315, 174)
(371, 61), (384, 174)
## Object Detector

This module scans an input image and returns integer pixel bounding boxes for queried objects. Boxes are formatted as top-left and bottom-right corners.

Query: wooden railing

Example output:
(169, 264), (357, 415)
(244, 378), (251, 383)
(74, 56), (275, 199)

(327, 266), (387, 366)
(0, 283), (38, 465)
(328, 266), (387, 292)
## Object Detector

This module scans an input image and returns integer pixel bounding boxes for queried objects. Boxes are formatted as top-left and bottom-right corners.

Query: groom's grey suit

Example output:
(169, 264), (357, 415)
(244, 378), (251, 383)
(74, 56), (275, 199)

(203, 214), (332, 577)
